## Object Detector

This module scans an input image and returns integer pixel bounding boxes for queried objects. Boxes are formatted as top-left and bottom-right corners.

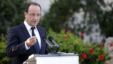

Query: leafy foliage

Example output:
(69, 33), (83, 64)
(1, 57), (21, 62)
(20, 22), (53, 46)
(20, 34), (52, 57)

(0, 0), (26, 63)
(98, 10), (113, 37)
(0, 0), (26, 35)
(0, 35), (10, 64)
(42, 0), (81, 32)
(42, 0), (113, 37)
(48, 29), (109, 64)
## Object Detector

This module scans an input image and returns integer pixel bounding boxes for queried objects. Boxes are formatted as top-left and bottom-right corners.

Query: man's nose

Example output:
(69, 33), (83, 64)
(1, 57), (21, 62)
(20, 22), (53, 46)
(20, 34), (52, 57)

(34, 15), (38, 20)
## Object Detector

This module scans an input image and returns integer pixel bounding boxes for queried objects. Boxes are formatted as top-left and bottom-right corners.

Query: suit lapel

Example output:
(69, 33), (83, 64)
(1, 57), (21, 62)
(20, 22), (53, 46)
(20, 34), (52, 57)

(20, 23), (30, 39)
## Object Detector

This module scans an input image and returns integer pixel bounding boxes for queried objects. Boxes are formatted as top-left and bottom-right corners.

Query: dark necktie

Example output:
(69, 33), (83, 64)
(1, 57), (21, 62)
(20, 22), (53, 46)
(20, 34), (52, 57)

(31, 27), (40, 53)
(31, 27), (35, 36)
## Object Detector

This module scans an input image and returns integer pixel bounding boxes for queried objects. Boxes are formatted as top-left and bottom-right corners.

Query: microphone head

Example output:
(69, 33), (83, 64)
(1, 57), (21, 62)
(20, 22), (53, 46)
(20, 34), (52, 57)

(48, 36), (54, 42)
(48, 36), (60, 53)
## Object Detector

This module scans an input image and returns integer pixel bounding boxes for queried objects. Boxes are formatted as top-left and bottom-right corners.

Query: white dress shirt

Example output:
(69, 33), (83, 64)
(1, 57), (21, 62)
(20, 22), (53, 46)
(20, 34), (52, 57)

(24, 21), (41, 50)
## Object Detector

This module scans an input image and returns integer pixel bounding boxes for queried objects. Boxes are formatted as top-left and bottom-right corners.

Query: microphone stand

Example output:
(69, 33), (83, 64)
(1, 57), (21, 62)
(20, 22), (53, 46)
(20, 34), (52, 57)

(45, 39), (60, 55)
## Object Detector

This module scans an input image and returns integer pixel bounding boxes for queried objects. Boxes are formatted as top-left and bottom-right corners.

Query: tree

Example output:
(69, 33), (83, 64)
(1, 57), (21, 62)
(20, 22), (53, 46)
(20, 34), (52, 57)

(0, 0), (26, 64)
(0, 0), (26, 36)
(42, 0), (81, 32)
(42, 0), (113, 37)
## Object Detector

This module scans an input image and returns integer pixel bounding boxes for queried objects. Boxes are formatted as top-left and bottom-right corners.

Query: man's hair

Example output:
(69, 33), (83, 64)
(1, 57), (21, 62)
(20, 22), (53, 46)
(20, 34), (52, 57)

(25, 2), (41, 12)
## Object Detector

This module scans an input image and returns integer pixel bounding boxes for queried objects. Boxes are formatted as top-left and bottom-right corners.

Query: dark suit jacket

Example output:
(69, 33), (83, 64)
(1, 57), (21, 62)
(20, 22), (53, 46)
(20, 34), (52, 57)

(6, 23), (48, 64)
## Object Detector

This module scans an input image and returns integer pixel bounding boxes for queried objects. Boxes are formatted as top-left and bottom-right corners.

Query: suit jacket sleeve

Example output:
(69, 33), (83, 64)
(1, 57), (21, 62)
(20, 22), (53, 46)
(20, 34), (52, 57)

(6, 27), (28, 57)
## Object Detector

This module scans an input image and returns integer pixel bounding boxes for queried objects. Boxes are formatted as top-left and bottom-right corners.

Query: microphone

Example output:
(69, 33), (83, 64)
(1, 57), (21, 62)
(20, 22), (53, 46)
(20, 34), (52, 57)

(45, 38), (53, 48)
(48, 36), (59, 48)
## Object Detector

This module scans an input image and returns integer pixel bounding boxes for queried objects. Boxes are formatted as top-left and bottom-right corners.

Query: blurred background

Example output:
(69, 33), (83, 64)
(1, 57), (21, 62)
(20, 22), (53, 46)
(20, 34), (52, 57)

(0, 0), (113, 64)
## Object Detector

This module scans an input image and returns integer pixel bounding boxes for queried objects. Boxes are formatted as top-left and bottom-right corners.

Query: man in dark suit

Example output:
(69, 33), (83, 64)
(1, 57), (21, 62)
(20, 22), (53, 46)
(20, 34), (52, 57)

(6, 2), (48, 64)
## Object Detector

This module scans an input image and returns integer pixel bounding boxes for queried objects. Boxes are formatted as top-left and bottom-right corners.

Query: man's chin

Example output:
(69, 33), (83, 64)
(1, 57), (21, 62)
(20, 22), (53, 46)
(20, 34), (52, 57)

(32, 24), (37, 27)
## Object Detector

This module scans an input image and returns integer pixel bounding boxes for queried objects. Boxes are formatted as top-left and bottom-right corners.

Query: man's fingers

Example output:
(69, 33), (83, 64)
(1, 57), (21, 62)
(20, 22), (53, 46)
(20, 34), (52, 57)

(26, 37), (37, 46)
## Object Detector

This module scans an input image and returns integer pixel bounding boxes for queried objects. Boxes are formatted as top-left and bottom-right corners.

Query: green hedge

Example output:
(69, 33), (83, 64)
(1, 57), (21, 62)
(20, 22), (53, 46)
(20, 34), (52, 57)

(0, 35), (10, 64)
(48, 29), (109, 64)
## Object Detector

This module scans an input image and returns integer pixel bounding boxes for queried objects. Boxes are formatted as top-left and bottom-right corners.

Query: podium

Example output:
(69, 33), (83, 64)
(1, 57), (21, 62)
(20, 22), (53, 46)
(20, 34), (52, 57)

(25, 53), (79, 64)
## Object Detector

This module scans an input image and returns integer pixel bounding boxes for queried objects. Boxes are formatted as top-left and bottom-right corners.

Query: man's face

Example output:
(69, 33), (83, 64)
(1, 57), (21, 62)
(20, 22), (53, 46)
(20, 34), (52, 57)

(25, 5), (41, 27)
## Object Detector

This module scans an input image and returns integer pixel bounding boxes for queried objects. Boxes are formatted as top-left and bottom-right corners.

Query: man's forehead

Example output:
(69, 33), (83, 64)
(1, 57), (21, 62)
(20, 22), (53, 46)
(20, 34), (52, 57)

(29, 5), (40, 9)
(28, 5), (41, 12)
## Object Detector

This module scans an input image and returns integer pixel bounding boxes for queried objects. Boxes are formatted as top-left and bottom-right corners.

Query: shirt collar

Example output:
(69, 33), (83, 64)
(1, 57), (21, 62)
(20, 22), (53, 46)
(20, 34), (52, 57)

(24, 21), (36, 31)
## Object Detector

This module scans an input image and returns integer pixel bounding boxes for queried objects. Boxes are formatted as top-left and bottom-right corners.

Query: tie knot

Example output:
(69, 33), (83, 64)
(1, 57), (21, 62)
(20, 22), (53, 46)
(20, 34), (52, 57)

(31, 27), (35, 30)
(31, 27), (35, 36)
